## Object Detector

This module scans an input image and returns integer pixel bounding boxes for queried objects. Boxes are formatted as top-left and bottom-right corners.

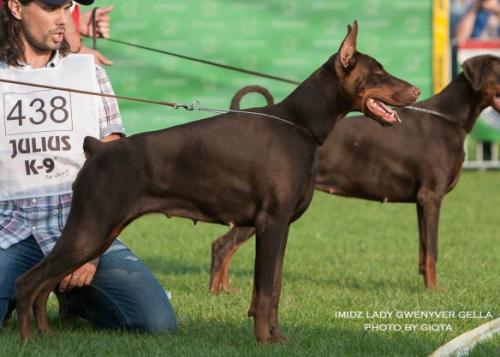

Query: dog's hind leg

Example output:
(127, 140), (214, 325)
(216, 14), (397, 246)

(16, 286), (33, 341)
(32, 282), (57, 336)
(17, 220), (118, 340)
(210, 227), (255, 294)
(16, 262), (63, 341)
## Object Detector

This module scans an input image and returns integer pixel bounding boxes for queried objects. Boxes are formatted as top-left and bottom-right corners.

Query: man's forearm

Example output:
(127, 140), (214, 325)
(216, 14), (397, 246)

(456, 3), (480, 44)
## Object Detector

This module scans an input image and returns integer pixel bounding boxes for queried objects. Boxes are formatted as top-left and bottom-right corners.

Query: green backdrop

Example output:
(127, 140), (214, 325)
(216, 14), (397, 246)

(87, 0), (433, 134)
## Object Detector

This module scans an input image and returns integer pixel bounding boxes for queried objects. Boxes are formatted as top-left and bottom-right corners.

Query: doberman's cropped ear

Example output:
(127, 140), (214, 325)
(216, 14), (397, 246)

(338, 20), (358, 70)
(83, 136), (103, 158)
(462, 56), (489, 91)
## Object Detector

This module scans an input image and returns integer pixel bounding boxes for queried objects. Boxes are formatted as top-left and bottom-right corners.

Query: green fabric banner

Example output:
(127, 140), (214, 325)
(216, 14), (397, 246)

(89, 0), (433, 134)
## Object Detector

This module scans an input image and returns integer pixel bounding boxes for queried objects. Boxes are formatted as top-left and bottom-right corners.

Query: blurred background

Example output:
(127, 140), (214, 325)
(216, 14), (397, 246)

(88, 1), (432, 130)
(84, 0), (499, 167)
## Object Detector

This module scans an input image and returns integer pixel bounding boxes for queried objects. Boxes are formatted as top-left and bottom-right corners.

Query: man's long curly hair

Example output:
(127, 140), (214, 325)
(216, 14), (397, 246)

(0, 0), (69, 66)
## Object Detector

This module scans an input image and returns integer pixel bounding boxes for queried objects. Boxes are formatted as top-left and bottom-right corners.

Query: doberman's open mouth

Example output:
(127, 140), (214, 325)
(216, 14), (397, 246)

(366, 98), (401, 124)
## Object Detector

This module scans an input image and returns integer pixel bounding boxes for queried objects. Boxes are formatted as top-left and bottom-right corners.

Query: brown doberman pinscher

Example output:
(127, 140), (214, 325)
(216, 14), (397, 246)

(209, 55), (500, 294)
(15, 22), (420, 343)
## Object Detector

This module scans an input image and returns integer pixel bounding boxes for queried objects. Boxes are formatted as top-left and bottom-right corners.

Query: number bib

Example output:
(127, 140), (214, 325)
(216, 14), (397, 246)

(0, 55), (100, 200)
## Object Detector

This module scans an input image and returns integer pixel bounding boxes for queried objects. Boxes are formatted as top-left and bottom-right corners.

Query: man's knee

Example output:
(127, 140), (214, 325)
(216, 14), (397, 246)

(128, 302), (177, 334)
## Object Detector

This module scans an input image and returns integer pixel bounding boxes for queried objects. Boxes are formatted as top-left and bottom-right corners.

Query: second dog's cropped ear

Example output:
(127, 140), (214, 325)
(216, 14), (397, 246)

(462, 56), (489, 91)
(338, 20), (358, 70)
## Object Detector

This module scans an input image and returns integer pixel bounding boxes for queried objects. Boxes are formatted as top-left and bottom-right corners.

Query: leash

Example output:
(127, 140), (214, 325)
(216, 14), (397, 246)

(0, 78), (314, 139)
(103, 38), (301, 86)
(88, 4), (299, 85)
(91, 7), (99, 50)
(404, 106), (458, 125)
(191, 101), (315, 141)
(0, 78), (190, 109)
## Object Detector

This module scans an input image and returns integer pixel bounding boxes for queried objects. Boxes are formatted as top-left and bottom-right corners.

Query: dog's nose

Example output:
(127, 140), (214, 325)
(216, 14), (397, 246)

(393, 86), (421, 103)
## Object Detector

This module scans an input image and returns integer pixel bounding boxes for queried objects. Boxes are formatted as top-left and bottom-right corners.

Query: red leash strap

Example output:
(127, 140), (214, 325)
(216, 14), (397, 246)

(0, 78), (189, 109)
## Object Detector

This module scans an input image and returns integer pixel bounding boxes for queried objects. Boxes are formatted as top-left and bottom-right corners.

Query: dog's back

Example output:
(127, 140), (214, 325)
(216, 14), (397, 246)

(316, 110), (466, 202)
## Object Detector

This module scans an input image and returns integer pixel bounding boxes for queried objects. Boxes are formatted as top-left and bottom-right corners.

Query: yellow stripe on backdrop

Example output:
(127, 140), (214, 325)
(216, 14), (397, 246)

(433, 0), (450, 93)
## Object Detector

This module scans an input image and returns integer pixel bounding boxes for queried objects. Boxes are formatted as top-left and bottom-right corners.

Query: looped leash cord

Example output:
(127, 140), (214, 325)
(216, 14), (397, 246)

(91, 7), (99, 50)
(104, 38), (301, 86)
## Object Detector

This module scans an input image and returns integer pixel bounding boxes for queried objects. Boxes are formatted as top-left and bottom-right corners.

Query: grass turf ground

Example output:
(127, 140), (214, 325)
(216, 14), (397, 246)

(1, 171), (499, 356)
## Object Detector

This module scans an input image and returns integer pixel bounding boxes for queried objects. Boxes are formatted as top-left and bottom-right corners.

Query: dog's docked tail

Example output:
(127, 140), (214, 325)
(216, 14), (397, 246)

(83, 136), (103, 158)
(230, 85), (274, 110)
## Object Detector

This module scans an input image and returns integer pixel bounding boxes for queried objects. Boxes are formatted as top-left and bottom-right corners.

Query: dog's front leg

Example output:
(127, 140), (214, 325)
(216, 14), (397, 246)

(416, 204), (426, 276)
(268, 225), (289, 342)
(251, 215), (289, 343)
(417, 190), (444, 290)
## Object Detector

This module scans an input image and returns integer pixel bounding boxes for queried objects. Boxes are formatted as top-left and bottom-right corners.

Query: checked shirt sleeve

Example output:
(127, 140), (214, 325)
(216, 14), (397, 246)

(95, 65), (126, 139)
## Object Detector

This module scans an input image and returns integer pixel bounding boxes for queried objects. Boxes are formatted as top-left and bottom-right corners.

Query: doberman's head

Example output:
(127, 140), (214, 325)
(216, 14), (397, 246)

(462, 55), (500, 113)
(333, 21), (420, 125)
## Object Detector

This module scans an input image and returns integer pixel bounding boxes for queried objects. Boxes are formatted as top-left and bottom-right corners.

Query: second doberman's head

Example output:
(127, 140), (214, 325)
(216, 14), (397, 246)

(462, 55), (500, 113)
(332, 21), (420, 125)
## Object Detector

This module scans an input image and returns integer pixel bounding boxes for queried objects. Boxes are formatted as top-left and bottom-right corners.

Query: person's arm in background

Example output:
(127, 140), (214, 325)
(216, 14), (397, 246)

(456, 0), (500, 43)
(456, 0), (482, 44)
(66, 7), (82, 53)
(481, 0), (500, 16)
(68, 4), (114, 65)
(78, 5), (114, 65)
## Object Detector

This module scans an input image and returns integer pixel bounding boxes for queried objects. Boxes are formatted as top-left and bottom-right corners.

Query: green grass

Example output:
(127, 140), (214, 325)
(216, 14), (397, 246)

(2, 171), (499, 356)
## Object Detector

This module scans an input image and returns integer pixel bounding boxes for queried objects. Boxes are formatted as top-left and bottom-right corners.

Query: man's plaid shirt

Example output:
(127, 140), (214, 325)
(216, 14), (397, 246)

(0, 53), (126, 255)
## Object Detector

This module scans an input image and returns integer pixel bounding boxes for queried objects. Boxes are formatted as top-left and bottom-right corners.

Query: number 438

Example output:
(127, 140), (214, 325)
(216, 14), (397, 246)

(7, 96), (69, 126)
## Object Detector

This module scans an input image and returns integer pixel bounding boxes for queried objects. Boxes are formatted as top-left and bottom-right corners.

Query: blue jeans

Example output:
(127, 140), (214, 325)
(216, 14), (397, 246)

(0, 236), (176, 333)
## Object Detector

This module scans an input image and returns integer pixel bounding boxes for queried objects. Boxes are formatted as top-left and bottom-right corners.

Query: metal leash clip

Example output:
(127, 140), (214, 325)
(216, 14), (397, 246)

(174, 100), (201, 111)
(185, 100), (201, 111)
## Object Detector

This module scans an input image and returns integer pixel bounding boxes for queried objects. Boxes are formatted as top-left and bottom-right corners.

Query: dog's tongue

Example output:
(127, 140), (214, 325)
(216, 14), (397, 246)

(367, 98), (401, 123)
(494, 94), (500, 110)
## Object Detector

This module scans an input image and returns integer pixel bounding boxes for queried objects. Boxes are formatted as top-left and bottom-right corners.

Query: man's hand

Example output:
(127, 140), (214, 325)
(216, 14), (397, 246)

(59, 258), (99, 292)
(102, 133), (122, 142)
(80, 5), (114, 39)
(79, 46), (113, 66)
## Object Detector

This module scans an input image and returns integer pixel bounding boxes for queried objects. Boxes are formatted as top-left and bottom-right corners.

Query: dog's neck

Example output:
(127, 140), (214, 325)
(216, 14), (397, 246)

(421, 73), (485, 133)
(277, 61), (353, 145)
